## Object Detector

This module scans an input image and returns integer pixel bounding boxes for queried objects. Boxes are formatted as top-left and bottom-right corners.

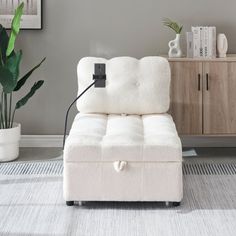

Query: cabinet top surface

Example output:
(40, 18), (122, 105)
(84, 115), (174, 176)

(162, 54), (236, 62)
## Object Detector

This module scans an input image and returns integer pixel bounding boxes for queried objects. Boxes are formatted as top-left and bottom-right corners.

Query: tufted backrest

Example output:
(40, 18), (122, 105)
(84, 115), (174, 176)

(76, 57), (171, 115)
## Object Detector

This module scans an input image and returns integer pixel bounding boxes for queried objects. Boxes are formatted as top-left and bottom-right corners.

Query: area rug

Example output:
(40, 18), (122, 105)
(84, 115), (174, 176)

(0, 161), (236, 236)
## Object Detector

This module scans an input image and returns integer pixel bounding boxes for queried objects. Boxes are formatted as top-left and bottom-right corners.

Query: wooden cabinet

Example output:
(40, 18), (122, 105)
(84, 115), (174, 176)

(168, 56), (236, 135)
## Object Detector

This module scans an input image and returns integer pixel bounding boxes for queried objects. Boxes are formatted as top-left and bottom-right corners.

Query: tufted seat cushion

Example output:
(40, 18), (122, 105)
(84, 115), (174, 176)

(76, 56), (170, 115)
(64, 113), (182, 163)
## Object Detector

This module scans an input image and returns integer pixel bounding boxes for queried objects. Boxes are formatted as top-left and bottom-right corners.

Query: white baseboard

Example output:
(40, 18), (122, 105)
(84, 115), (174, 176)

(20, 135), (236, 148)
(20, 135), (63, 147)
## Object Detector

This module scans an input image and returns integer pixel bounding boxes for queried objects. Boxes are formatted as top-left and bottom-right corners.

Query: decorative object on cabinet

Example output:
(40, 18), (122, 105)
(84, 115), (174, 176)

(0, 0), (42, 29)
(0, 3), (45, 162)
(189, 26), (216, 58)
(166, 55), (236, 135)
(163, 18), (183, 58)
(186, 32), (193, 58)
(217, 34), (228, 58)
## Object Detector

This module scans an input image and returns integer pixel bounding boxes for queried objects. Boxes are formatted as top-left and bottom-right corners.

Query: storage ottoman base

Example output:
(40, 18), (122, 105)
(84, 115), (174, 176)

(63, 161), (183, 202)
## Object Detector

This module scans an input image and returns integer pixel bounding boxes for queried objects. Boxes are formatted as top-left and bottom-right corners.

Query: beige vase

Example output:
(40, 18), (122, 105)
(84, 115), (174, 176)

(217, 34), (228, 58)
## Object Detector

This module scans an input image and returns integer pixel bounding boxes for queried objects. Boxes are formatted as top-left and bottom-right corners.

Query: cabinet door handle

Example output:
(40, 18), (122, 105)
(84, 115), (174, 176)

(198, 74), (201, 91)
(206, 73), (209, 91)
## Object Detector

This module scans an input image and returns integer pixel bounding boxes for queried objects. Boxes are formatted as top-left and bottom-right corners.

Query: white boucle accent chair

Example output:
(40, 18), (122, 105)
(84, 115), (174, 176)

(63, 56), (183, 206)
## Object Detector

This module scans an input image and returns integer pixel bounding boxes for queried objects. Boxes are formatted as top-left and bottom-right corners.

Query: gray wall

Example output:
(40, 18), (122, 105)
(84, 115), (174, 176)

(15, 0), (236, 134)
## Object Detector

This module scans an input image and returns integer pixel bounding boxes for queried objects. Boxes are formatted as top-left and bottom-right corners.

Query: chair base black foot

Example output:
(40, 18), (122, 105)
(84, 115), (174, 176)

(66, 201), (74, 206)
(172, 201), (181, 207)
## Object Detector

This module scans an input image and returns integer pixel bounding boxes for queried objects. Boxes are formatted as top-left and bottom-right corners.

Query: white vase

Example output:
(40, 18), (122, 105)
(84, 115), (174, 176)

(217, 34), (228, 58)
(0, 123), (21, 162)
(168, 34), (182, 58)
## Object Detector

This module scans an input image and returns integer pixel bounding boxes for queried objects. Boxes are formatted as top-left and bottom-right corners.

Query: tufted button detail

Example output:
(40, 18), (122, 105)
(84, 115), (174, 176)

(136, 82), (140, 86)
(121, 113), (127, 116)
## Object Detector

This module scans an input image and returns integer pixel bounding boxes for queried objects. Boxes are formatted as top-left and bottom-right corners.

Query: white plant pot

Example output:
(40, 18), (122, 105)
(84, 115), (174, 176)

(0, 123), (21, 162)
(168, 34), (182, 58)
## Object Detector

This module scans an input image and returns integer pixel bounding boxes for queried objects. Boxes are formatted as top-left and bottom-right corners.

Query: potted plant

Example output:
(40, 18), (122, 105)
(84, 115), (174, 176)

(163, 18), (183, 58)
(0, 3), (45, 162)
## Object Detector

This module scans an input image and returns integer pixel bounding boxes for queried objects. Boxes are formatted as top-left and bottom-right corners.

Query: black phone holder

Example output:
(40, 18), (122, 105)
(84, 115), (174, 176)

(63, 63), (107, 149)
(93, 63), (106, 88)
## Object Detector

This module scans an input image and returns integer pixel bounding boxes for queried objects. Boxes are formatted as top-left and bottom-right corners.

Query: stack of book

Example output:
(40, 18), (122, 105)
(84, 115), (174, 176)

(186, 26), (216, 58)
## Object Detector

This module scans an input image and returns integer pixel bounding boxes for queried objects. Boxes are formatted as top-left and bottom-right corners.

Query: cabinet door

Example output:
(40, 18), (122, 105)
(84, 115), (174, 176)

(203, 62), (236, 134)
(169, 62), (203, 134)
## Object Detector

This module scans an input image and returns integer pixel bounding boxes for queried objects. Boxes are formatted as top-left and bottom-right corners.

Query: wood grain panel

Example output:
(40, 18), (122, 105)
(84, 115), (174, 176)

(203, 62), (236, 134)
(169, 62), (203, 134)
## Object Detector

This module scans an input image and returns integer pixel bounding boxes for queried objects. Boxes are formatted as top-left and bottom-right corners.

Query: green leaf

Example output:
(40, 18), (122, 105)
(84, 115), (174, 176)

(14, 57), (46, 91)
(0, 24), (9, 64)
(6, 2), (24, 57)
(163, 18), (183, 34)
(5, 50), (22, 82)
(0, 67), (15, 93)
(0, 50), (22, 93)
(15, 80), (44, 109)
